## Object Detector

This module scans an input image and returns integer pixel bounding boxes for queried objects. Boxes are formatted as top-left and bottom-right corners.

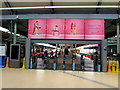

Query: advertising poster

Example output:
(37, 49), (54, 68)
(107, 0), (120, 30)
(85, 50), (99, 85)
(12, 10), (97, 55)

(65, 19), (84, 39)
(85, 19), (104, 40)
(28, 19), (47, 38)
(46, 19), (65, 39)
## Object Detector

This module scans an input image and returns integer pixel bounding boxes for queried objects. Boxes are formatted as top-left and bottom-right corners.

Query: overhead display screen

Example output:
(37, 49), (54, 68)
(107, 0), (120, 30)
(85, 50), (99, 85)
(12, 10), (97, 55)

(65, 19), (84, 39)
(28, 19), (47, 38)
(46, 19), (65, 39)
(28, 19), (104, 40)
(85, 19), (104, 40)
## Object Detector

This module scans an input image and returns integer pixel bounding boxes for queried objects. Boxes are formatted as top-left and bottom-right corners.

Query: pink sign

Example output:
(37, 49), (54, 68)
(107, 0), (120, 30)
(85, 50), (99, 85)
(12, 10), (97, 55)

(65, 19), (84, 39)
(46, 19), (65, 39)
(85, 19), (104, 40)
(28, 19), (47, 38)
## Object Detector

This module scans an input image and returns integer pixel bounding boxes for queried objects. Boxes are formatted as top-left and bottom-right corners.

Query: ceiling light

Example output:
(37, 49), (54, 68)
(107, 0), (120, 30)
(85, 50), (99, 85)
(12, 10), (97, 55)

(0, 5), (119, 10)
(0, 26), (9, 32)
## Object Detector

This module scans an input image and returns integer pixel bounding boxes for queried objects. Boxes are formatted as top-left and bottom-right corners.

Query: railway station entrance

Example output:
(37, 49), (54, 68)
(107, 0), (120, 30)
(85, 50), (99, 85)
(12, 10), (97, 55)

(25, 39), (107, 72)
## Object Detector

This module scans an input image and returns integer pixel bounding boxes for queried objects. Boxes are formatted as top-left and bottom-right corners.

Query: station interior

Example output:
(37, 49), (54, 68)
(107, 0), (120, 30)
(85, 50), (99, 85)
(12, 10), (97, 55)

(0, 0), (120, 89)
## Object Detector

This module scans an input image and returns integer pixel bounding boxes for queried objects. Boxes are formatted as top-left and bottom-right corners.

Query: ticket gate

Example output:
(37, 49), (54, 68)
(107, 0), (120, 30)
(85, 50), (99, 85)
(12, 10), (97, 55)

(26, 39), (107, 72)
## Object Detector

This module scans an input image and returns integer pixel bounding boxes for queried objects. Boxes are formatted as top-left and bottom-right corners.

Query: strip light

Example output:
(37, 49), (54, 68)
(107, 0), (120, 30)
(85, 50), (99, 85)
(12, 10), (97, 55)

(0, 26), (20, 36)
(76, 44), (98, 49)
(0, 26), (9, 32)
(0, 5), (119, 10)
(35, 43), (56, 48)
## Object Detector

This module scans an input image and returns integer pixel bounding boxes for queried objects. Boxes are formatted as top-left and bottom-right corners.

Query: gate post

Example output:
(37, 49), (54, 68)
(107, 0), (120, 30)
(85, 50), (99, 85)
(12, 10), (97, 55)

(25, 38), (31, 69)
(101, 39), (107, 72)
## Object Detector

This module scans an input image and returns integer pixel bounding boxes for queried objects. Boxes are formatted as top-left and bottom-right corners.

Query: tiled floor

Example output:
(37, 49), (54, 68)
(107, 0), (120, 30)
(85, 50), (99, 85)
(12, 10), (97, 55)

(1, 68), (118, 88)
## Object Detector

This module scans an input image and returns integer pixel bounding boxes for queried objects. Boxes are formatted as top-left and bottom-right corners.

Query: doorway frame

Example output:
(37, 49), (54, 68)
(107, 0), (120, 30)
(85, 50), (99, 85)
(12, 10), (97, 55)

(25, 38), (107, 72)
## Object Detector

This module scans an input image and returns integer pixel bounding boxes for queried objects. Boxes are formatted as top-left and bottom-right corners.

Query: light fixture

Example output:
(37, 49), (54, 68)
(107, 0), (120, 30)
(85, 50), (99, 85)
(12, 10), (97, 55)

(0, 26), (9, 32)
(8, 31), (20, 36)
(0, 5), (119, 10)
(0, 26), (20, 37)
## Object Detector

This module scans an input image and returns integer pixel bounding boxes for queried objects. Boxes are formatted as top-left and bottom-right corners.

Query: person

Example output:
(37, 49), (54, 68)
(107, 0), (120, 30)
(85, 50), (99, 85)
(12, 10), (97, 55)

(64, 48), (69, 59)
(71, 22), (74, 34)
(73, 23), (76, 35)
(33, 21), (41, 34)
(64, 48), (69, 55)
(80, 54), (84, 71)
(44, 49), (48, 58)
(53, 24), (59, 36)
(59, 49), (63, 55)
(55, 50), (58, 58)
(71, 22), (76, 35)
(72, 51), (76, 60)
(93, 52), (98, 71)
(50, 50), (54, 59)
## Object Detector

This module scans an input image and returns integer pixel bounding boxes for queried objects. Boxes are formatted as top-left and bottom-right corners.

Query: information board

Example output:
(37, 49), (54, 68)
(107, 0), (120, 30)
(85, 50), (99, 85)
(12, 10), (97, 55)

(85, 19), (104, 40)
(28, 19), (105, 40)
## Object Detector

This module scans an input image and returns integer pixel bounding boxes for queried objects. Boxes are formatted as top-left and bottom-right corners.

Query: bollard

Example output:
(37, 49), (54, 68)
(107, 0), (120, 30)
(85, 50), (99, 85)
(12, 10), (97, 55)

(97, 59), (101, 72)
(5, 57), (9, 68)
(116, 60), (119, 73)
(53, 63), (56, 70)
(22, 57), (26, 69)
(98, 65), (101, 72)
(53, 61), (56, 70)
(107, 60), (111, 72)
(72, 62), (75, 71)
(112, 60), (115, 72)
(30, 58), (33, 69)
(72, 60), (75, 71)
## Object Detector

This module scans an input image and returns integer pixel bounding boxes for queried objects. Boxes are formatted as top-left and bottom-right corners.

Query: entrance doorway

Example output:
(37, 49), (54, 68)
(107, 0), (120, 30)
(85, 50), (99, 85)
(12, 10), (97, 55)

(31, 43), (101, 71)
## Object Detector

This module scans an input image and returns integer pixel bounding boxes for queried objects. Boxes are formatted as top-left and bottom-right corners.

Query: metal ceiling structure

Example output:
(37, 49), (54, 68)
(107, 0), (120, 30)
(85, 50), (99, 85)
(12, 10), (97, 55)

(0, 0), (120, 42)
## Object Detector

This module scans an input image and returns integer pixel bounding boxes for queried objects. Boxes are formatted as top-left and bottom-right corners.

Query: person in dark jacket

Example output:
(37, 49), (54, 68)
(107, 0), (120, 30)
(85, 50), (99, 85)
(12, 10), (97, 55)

(44, 49), (48, 58)
(64, 48), (69, 55)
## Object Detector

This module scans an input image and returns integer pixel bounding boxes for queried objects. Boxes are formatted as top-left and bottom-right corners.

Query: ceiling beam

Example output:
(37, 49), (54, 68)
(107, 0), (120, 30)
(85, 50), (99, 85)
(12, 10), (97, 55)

(0, 14), (119, 20)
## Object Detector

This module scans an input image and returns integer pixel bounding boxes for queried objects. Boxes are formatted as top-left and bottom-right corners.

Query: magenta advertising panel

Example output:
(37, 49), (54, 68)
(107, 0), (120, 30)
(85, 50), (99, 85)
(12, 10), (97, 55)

(65, 19), (84, 39)
(28, 19), (47, 38)
(85, 19), (104, 40)
(46, 19), (65, 39)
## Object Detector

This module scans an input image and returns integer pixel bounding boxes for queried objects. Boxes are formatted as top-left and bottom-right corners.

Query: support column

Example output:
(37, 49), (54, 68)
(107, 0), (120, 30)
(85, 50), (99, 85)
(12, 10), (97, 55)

(10, 20), (13, 44)
(13, 22), (17, 44)
(101, 39), (107, 72)
(117, 22), (120, 54)
(25, 38), (31, 69)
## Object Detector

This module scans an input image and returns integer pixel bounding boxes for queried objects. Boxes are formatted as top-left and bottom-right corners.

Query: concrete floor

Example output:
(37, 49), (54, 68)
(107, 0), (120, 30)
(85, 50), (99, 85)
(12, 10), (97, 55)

(1, 68), (118, 88)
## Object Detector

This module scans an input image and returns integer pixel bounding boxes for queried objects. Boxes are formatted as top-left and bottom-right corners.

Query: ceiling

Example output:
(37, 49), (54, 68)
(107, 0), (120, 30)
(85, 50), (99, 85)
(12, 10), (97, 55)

(1, 0), (120, 42)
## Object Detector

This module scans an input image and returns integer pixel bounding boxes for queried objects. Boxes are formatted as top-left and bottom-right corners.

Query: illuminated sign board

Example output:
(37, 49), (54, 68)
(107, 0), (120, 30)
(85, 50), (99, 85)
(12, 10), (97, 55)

(28, 19), (104, 40)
